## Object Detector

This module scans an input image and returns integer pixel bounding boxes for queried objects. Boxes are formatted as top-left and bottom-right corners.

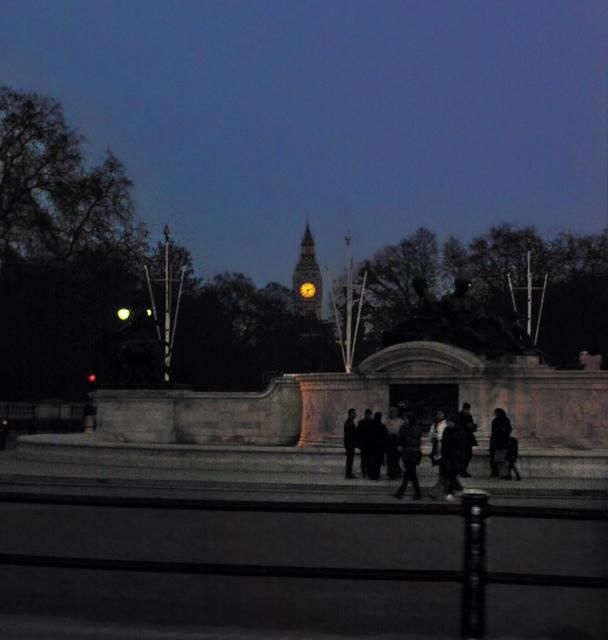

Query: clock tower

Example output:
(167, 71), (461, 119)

(293, 224), (323, 320)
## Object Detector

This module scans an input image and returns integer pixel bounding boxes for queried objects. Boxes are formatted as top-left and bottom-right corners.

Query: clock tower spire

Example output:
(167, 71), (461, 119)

(293, 223), (323, 320)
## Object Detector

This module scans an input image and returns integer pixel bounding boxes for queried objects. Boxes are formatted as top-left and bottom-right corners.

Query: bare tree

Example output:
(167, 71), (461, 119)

(0, 85), (146, 263)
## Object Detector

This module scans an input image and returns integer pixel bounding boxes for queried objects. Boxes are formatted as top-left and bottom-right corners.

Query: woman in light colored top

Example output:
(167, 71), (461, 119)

(386, 406), (404, 479)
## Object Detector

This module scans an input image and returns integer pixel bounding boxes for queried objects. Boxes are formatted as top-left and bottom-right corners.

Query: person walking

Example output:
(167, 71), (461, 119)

(343, 408), (358, 479)
(428, 410), (449, 498)
(440, 419), (464, 500)
(490, 408), (512, 478)
(357, 409), (374, 478)
(457, 402), (477, 477)
(505, 435), (521, 481)
(385, 406), (404, 479)
(394, 413), (422, 500)
(428, 410), (448, 464)
(366, 412), (388, 480)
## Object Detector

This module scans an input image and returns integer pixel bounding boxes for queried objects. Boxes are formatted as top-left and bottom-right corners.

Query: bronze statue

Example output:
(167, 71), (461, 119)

(383, 277), (537, 358)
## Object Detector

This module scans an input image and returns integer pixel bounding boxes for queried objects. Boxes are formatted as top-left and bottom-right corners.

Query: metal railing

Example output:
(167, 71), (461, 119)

(0, 491), (606, 639)
(0, 401), (84, 421)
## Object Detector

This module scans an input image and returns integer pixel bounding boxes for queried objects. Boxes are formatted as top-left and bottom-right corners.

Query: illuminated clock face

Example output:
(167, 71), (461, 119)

(299, 282), (316, 299)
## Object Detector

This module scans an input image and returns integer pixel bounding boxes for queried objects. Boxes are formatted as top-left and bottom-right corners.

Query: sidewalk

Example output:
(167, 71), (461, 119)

(0, 615), (569, 640)
(0, 450), (606, 507)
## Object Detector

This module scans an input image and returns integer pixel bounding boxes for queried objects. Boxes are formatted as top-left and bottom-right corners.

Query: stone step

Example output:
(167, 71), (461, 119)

(15, 434), (608, 480)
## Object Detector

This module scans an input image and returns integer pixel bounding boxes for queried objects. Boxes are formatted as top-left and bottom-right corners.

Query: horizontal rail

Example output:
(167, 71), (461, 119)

(0, 492), (461, 515)
(1, 491), (606, 638)
(488, 571), (608, 589)
(0, 492), (606, 521)
(487, 505), (608, 521)
(0, 553), (462, 583)
(2, 553), (605, 590)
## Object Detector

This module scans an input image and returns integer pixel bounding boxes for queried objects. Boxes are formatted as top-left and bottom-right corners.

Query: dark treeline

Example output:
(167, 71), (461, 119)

(359, 226), (608, 369)
(1, 85), (606, 400)
(0, 86), (339, 399)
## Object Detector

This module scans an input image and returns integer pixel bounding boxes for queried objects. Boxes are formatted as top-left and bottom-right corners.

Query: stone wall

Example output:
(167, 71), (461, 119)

(296, 374), (388, 446)
(93, 342), (608, 448)
(298, 342), (608, 447)
(94, 376), (301, 446)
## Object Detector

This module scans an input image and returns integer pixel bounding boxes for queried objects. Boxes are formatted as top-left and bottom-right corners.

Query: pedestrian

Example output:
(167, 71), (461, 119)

(456, 402), (477, 477)
(490, 408), (512, 478)
(394, 413), (422, 500)
(428, 410), (449, 498)
(357, 409), (374, 478)
(440, 418), (464, 501)
(365, 412), (388, 480)
(428, 410), (448, 466)
(343, 408), (358, 479)
(505, 435), (521, 481)
(385, 406), (404, 479)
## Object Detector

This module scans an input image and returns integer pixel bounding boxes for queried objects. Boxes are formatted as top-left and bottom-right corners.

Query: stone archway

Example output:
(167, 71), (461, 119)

(357, 341), (486, 376)
(297, 342), (487, 445)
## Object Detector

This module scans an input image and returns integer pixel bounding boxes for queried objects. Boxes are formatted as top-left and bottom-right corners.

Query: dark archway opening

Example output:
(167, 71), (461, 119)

(389, 384), (459, 431)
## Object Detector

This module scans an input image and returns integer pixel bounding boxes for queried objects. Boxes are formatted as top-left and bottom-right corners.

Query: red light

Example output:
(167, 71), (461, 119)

(87, 373), (97, 384)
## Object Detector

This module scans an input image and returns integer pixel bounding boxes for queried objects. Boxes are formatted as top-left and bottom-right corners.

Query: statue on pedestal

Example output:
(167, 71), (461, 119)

(96, 310), (164, 385)
(383, 277), (537, 358)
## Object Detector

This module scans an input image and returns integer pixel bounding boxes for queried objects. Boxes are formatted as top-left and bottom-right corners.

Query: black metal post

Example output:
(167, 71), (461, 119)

(461, 490), (489, 639)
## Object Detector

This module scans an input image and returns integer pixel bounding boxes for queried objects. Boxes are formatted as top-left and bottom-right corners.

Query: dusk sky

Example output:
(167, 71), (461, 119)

(2, 0), (606, 287)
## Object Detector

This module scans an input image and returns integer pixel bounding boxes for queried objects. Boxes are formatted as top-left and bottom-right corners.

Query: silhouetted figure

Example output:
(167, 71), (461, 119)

(382, 277), (440, 346)
(440, 419), (464, 500)
(509, 312), (535, 351)
(394, 414), (422, 500)
(366, 412), (388, 480)
(98, 310), (164, 385)
(505, 436), (521, 481)
(490, 408), (512, 478)
(441, 278), (495, 354)
(343, 408), (358, 479)
(456, 402), (478, 477)
(383, 276), (535, 357)
(428, 410), (449, 498)
(385, 406), (404, 479)
(357, 409), (374, 478)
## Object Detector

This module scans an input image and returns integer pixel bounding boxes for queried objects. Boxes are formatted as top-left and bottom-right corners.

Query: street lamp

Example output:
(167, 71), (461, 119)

(117, 307), (131, 321)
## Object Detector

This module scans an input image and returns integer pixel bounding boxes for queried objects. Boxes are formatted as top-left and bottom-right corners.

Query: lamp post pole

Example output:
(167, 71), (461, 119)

(143, 225), (185, 383)
(163, 227), (171, 382)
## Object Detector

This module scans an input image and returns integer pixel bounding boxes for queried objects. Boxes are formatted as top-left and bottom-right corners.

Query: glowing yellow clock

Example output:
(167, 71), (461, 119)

(299, 282), (316, 299)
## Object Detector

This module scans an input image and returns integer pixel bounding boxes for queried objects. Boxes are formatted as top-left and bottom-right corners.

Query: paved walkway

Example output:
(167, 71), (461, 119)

(0, 450), (607, 508)
(0, 615), (562, 640)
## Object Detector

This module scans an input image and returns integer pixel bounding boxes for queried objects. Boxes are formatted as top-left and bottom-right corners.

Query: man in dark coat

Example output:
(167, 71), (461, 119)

(343, 408), (358, 479)
(490, 408), (512, 478)
(366, 412), (388, 480)
(441, 420), (465, 500)
(357, 409), (374, 478)
(394, 414), (423, 500)
(457, 402), (477, 477)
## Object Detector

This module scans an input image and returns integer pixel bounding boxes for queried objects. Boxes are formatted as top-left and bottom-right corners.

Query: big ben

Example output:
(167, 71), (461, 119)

(292, 224), (323, 320)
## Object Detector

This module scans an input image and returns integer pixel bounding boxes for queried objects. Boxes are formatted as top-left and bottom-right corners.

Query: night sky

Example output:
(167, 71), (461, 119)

(2, 0), (606, 286)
